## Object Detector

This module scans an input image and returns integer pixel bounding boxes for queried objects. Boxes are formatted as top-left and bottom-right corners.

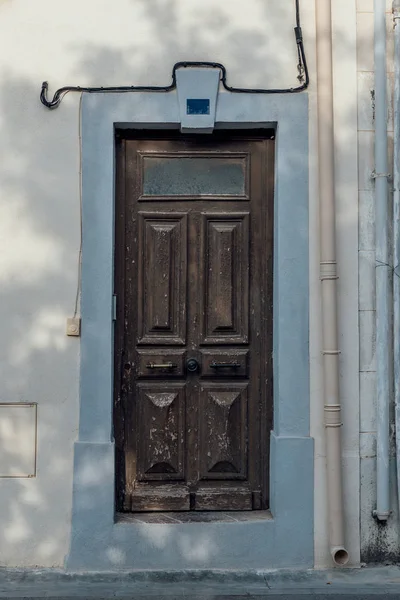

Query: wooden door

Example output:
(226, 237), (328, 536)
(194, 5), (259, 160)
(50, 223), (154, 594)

(114, 131), (274, 512)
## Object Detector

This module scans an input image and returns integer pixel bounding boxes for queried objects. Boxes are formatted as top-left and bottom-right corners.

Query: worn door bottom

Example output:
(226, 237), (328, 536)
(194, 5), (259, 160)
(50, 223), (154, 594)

(116, 510), (273, 524)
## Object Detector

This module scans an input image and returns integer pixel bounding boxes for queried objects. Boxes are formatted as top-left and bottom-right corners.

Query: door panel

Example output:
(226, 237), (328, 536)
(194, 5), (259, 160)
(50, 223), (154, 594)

(137, 212), (187, 345)
(136, 382), (186, 482)
(136, 350), (186, 378)
(200, 349), (249, 378)
(199, 382), (248, 481)
(200, 213), (249, 345)
(130, 485), (190, 512)
(194, 487), (253, 511)
(114, 132), (274, 512)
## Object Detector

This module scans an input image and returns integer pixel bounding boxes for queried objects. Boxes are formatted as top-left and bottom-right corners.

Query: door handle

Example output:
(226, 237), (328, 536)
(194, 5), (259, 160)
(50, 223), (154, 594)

(210, 362), (241, 370)
(146, 362), (178, 370)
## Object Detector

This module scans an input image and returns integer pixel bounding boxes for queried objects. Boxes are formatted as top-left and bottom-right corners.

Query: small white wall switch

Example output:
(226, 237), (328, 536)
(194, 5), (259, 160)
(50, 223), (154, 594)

(66, 317), (81, 337)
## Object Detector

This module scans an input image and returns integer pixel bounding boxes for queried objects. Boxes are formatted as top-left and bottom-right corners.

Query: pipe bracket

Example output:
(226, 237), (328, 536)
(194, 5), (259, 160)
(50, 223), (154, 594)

(371, 170), (392, 180)
(372, 509), (391, 521)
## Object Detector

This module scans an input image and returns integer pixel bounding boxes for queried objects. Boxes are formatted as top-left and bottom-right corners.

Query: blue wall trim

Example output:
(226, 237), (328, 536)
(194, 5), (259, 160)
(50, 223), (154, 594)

(67, 89), (312, 571)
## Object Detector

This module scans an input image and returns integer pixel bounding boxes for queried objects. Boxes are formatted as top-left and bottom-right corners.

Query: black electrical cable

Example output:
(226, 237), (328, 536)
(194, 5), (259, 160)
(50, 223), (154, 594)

(40, 0), (309, 109)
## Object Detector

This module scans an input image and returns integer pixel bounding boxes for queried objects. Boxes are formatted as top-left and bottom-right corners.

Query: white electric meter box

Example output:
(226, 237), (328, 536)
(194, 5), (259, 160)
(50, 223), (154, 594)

(176, 67), (220, 133)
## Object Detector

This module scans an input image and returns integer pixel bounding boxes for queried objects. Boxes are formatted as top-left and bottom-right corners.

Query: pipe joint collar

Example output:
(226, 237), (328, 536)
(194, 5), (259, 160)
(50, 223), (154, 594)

(324, 404), (342, 427)
(320, 261), (338, 281)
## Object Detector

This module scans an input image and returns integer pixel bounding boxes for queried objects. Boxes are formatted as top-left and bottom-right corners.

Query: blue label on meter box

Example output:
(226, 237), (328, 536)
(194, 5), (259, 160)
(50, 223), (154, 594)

(186, 99), (210, 115)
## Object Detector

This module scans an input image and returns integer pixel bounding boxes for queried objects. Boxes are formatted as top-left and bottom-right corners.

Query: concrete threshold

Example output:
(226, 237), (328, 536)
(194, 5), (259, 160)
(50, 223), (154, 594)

(0, 566), (400, 598)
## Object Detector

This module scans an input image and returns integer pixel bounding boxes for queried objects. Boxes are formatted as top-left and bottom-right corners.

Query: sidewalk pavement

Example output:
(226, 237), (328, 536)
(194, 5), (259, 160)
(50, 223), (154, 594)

(1, 565), (400, 598)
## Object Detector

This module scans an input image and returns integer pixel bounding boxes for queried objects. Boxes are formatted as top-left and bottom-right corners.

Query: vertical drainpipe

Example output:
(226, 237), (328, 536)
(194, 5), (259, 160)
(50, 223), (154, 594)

(373, 0), (391, 523)
(316, 0), (349, 565)
(393, 0), (400, 525)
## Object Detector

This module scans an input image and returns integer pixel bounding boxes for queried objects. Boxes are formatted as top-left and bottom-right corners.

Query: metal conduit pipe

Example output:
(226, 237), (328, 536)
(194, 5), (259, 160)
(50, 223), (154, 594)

(393, 0), (400, 526)
(374, 0), (391, 523)
(316, 0), (349, 566)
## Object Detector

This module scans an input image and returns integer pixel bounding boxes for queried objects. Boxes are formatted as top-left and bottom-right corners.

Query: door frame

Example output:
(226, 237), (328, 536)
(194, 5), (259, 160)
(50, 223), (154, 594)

(67, 90), (313, 571)
(114, 132), (274, 513)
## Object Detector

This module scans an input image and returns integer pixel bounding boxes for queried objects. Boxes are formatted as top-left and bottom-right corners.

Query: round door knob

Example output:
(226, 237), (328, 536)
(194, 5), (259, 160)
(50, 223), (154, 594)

(186, 358), (200, 373)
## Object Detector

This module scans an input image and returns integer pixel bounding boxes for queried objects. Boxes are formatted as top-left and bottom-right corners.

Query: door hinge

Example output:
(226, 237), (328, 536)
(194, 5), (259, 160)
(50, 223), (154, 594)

(112, 294), (117, 321)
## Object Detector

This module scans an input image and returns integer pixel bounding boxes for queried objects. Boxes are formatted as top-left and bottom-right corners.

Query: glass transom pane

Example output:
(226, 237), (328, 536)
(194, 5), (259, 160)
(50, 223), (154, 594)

(142, 155), (247, 197)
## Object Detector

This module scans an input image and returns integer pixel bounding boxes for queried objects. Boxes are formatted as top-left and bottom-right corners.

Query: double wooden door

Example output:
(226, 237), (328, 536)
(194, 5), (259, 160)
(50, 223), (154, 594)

(114, 132), (274, 512)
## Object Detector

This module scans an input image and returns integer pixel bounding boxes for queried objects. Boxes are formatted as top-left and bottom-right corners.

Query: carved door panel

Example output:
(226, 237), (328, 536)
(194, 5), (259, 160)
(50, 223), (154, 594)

(114, 132), (274, 512)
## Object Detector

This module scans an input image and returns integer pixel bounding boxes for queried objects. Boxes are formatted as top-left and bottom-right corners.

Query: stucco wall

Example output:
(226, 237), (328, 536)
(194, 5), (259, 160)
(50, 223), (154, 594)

(356, 0), (400, 562)
(0, 0), (361, 568)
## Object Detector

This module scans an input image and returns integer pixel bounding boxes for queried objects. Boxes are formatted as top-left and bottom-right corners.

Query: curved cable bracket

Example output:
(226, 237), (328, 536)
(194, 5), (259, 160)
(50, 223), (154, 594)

(40, 1), (309, 109)
(40, 78), (177, 110)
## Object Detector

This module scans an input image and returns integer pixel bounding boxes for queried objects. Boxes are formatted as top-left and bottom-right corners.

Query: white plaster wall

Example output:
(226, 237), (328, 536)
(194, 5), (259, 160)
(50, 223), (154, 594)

(0, 0), (360, 568)
(356, 0), (400, 562)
